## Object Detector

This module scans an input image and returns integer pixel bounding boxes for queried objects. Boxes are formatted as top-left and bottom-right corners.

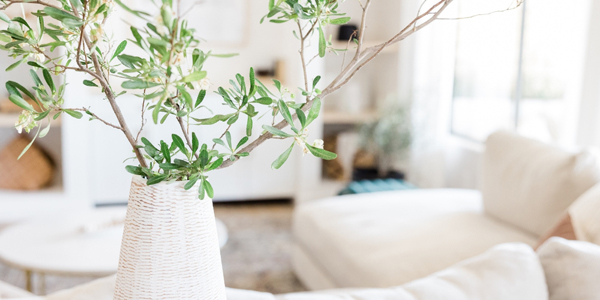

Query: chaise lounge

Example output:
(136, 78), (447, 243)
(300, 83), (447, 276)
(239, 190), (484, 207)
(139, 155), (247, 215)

(292, 131), (600, 289)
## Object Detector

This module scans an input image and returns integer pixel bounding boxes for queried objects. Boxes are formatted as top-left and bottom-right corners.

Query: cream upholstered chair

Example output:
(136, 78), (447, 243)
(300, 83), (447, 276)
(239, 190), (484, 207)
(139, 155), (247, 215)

(292, 131), (600, 290)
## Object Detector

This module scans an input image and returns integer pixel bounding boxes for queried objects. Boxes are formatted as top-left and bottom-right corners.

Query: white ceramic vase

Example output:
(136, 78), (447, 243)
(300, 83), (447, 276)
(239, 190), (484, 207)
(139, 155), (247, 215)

(113, 176), (226, 300)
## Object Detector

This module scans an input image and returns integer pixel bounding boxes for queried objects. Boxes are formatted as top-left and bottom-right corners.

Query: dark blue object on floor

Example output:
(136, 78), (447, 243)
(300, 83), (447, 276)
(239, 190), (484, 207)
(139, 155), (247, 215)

(339, 179), (417, 195)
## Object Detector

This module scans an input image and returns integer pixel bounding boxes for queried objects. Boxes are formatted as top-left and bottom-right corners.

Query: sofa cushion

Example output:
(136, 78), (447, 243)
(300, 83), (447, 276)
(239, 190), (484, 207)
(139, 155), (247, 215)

(537, 237), (600, 300)
(293, 189), (537, 288)
(482, 131), (600, 237)
(280, 243), (548, 300)
(569, 183), (600, 245)
(38, 275), (275, 300)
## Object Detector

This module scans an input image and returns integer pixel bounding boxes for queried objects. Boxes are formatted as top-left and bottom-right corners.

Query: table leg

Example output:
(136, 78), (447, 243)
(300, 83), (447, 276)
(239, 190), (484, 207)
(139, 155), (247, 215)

(24, 270), (32, 292)
(39, 272), (46, 295)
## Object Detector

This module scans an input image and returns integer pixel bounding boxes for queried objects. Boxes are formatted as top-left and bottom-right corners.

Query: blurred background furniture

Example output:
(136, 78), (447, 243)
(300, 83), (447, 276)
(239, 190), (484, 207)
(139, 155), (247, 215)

(0, 208), (228, 294)
(292, 131), (600, 290)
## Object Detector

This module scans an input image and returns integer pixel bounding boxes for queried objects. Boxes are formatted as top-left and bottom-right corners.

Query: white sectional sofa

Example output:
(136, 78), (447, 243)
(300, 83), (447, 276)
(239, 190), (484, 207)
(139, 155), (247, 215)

(4, 237), (600, 300)
(293, 131), (600, 289)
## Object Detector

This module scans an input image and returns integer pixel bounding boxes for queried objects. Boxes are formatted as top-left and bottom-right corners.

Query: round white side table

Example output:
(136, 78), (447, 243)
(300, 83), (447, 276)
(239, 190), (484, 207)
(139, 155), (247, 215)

(0, 207), (228, 294)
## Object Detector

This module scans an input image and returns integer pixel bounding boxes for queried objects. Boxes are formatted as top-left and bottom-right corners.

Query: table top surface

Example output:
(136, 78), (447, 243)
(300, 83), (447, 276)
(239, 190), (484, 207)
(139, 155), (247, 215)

(0, 207), (228, 276)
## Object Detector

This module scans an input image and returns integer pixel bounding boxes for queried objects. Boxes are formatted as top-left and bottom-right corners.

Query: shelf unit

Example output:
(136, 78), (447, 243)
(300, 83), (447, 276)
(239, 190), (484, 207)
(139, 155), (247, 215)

(323, 110), (378, 125)
(295, 0), (405, 203)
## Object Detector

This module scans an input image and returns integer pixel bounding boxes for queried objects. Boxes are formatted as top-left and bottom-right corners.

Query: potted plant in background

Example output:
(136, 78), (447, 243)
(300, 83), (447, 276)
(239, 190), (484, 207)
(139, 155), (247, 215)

(355, 99), (412, 180)
(0, 0), (514, 298)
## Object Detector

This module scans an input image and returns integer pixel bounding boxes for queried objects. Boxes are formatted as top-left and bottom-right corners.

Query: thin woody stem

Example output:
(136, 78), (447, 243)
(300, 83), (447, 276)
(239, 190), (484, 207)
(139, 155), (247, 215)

(219, 0), (456, 170)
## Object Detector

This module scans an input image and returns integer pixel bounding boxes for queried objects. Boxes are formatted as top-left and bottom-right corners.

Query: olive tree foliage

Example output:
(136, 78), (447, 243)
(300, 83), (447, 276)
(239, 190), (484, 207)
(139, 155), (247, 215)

(0, 0), (486, 198)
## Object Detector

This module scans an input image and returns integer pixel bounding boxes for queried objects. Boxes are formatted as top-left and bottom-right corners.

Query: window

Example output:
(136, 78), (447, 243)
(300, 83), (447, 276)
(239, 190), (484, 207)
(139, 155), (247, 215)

(450, 0), (591, 143)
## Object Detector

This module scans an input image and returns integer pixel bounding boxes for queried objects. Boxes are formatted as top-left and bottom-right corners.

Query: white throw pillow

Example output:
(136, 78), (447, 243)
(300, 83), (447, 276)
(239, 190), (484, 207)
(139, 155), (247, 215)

(537, 237), (600, 300)
(278, 243), (548, 300)
(482, 131), (600, 237)
(569, 183), (600, 245)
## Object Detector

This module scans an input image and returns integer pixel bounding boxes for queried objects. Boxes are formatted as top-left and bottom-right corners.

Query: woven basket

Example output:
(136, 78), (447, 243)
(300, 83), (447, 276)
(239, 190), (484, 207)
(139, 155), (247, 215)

(0, 136), (54, 190)
(114, 176), (226, 300)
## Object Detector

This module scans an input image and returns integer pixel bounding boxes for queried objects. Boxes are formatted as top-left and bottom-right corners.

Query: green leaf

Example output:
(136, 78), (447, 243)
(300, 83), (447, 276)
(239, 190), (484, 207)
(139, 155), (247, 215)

(198, 178), (206, 200)
(171, 134), (186, 152)
(196, 113), (234, 125)
(225, 131), (233, 149)
(159, 163), (179, 170)
(329, 17), (351, 25)
(0, 12), (11, 23)
(141, 137), (159, 157)
(236, 136), (249, 150)
(306, 144), (337, 160)
(7, 81), (35, 102)
(206, 157), (223, 171)
(227, 113), (239, 125)
(212, 138), (227, 149)
(178, 87), (193, 109)
(0, 33), (11, 42)
(27, 61), (47, 69)
(313, 76), (321, 88)
(63, 109), (83, 119)
(192, 132), (199, 153)
(34, 110), (51, 121)
(306, 97), (321, 126)
(278, 100), (295, 129)
(204, 180), (214, 199)
(30, 70), (42, 87)
(38, 122), (51, 138)
(42, 69), (55, 94)
(246, 115), (253, 136)
(185, 174), (200, 190)
(296, 109), (306, 128)
(111, 40), (127, 61)
(271, 143), (294, 170)
(43, 7), (82, 26)
(248, 67), (256, 97)
(273, 79), (282, 92)
(195, 90), (206, 107)
(83, 80), (98, 87)
(160, 141), (171, 163)
(71, 0), (84, 14)
(147, 174), (168, 185)
(262, 125), (293, 138)
(254, 97), (273, 105)
(113, 0), (151, 19)
(17, 128), (39, 160)
(9, 94), (33, 111)
(182, 71), (207, 83)
(6, 59), (24, 71)
(122, 80), (160, 89)
(318, 26), (326, 58)
(125, 165), (145, 176)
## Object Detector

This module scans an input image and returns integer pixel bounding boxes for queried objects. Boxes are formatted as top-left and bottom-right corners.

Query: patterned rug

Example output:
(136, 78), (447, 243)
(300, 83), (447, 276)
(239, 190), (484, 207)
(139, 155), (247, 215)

(0, 201), (306, 295)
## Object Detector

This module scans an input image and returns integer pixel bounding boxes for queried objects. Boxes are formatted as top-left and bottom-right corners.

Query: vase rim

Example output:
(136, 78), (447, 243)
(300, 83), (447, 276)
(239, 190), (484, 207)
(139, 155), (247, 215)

(131, 175), (201, 190)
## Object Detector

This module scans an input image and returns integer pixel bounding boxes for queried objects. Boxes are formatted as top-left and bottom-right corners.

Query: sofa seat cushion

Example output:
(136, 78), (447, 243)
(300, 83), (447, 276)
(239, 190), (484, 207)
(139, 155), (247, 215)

(280, 243), (548, 300)
(294, 189), (538, 288)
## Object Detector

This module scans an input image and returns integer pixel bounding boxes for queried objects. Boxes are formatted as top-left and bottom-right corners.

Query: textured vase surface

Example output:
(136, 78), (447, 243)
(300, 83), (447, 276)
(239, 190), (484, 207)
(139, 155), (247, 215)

(114, 175), (226, 300)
